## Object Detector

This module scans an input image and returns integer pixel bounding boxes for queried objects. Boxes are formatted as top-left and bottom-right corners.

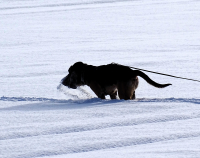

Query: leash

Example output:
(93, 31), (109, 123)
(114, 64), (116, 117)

(112, 63), (200, 83)
(129, 66), (200, 83)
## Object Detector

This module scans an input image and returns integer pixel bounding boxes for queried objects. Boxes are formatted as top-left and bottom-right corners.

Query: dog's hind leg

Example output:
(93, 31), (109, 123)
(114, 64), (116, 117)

(130, 77), (138, 100)
(117, 82), (125, 99)
(118, 81), (136, 100)
(117, 82), (131, 100)
(131, 91), (136, 99)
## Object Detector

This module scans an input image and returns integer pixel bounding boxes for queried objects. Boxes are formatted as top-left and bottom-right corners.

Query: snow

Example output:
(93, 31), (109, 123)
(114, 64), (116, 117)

(0, 0), (200, 157)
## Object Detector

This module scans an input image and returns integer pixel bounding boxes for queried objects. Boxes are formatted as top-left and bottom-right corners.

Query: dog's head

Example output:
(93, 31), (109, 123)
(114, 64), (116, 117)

(61, 62), (86, 89)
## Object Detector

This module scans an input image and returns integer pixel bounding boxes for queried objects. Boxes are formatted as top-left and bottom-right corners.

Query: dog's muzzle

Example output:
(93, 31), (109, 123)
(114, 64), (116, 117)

(61, 74), (77, 89)
(68, 84), (77, 89)
(61, 75), (70, 86)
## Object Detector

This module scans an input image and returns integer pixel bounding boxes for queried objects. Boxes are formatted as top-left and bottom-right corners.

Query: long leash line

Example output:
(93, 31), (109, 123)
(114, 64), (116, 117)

(129, 66), (200, 83)
(112, 62), (200, 83)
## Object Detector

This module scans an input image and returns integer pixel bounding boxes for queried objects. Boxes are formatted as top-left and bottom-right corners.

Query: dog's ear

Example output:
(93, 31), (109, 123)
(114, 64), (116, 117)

(73, 62), (84, 67)
(74, 62), (86, 69)
(68, 62), (82, 73)
(68, 62), (86, 74)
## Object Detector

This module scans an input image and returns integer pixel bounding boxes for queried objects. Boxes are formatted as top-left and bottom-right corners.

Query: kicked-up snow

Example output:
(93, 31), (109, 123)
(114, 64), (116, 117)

(0, 0), (200, 157)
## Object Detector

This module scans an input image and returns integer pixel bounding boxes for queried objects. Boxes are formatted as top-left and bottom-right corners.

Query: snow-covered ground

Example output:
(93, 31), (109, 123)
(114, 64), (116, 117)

(1, 0), (200, 157)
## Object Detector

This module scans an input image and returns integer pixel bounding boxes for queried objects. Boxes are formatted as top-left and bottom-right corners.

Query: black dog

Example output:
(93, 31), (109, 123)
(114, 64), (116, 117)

(61, 62), (171, 100)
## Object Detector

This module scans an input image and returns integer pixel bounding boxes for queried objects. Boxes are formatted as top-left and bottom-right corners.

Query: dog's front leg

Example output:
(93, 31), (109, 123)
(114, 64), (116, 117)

(110, 91), (117, 99)
(89, 82), (105, 99)
(98, 93), (106, 99)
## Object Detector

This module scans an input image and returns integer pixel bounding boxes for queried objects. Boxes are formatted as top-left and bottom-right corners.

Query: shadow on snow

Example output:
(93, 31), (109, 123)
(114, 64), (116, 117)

(0, 96), (200, 111)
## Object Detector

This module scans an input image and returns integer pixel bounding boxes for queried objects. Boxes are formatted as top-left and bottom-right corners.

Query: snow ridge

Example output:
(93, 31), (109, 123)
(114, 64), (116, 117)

(0, 96), (60, 102)
(1, 96), (200, 104)
(1, 113), (200, 141)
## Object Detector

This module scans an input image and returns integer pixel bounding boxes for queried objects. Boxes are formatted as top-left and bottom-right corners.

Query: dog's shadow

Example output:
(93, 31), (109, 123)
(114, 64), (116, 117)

(1, 97), (200, 111)
(0, 97), (123, 111)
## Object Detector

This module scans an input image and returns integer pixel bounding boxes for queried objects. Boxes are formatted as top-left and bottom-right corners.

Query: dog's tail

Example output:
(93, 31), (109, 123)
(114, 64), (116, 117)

(135, 70), (172, 88)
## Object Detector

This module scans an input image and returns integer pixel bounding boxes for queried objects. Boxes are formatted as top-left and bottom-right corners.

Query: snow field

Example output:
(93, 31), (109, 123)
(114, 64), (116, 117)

(1, 0), (200, 157)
